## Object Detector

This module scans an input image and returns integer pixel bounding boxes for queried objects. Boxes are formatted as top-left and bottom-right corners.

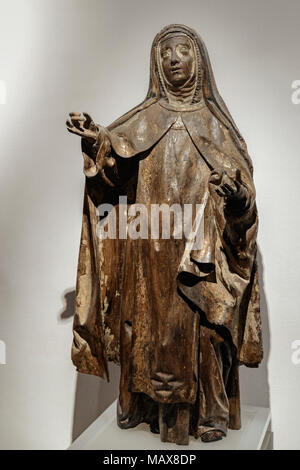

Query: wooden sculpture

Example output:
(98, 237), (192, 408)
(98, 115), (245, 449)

(66, 24), (263, 445)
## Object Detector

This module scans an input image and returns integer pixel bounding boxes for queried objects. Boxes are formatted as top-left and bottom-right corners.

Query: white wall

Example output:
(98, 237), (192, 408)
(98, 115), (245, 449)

(0, 0), (299, 450)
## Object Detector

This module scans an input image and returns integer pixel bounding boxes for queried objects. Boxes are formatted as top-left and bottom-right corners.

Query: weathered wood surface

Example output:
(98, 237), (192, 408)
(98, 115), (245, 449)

(67, 24), (262, 445)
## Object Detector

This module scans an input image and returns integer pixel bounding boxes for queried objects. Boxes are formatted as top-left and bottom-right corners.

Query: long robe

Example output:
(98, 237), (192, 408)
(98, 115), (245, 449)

(71, 97), (262, 438)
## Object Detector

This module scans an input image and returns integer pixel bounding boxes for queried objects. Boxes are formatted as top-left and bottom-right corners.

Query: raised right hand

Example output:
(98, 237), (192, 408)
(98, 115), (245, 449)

(67, 112), (116, 185)
(66, 112), (99, 143)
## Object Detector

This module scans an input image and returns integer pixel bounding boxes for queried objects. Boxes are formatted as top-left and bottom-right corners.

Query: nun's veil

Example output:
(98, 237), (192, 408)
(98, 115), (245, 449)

(108, 24), (253, 173)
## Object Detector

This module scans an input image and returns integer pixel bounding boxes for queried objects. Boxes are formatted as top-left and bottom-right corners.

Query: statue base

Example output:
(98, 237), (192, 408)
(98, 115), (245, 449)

(68, 400), (272, 450)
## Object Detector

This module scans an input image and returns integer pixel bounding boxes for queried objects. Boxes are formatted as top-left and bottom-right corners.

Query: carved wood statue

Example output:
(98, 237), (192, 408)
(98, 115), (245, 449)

(66, 24), (263, 445)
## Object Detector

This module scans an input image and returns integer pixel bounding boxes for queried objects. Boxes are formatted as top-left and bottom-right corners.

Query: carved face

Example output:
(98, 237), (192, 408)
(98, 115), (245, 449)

(159, 35), (195, 87)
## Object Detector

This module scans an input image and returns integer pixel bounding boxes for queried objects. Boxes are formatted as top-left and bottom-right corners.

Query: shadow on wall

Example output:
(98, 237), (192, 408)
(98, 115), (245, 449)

(60, 289), (76, 320)
(59, 288), (120, 442)
(239, 246), (271, 409)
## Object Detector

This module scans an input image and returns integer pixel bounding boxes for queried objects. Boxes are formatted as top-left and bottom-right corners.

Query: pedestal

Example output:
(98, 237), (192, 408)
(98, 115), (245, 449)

(68, 400), (272, 450)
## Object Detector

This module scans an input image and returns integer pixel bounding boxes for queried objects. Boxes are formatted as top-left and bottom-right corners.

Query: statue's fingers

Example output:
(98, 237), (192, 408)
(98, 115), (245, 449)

(83, 113), (93, 129)
(215, 188), (225, 197)
(69, 113), (82, 126)
(223, 183), (235, 194)
(221, 184), (232, 195)
(66, 124), (83, 137)
(72, 120), (84, 130)
(234, 180), (241, 193)
(233, 169), (243, 191)
(66, 119), (83, 132)
(235, 168), (242, 183)
(69, 112), (81, 117)
(67, 127), (80, 136)
(71, 115), (85, 130)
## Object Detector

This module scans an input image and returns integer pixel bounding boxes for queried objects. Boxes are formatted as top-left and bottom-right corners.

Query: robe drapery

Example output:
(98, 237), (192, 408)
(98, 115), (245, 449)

(71, 24), (263, 439)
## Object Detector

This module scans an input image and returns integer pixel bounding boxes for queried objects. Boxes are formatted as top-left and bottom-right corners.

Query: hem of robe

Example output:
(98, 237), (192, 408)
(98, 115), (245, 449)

(117, 398), (236, 438)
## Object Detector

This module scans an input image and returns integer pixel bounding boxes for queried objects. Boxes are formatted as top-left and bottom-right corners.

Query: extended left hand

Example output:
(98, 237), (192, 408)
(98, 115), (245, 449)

(209, 169), (246, 201)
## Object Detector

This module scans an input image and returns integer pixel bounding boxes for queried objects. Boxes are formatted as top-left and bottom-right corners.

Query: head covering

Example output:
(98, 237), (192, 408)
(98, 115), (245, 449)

(155, 32), (198, 104)
(109, 24), (252, 173)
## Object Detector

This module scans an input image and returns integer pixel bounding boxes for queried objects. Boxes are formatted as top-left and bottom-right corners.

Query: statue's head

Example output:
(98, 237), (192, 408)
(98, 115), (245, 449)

(159, 34), (196, 88)
(108, 25), (251, 173)
(150, 25), (203, 105)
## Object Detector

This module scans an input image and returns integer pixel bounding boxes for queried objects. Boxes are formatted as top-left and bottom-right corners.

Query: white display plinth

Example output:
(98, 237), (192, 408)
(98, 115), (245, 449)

(68, 400), (271, 450)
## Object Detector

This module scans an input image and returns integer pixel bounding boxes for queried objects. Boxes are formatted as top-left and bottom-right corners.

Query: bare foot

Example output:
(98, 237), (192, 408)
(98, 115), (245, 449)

(201, 430), (224, 443)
